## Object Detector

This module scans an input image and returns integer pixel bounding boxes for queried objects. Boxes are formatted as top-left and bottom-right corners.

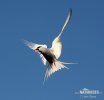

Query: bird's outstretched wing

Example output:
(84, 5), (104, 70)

(51, 9), (72, 59)
(24, 40), (47, 65)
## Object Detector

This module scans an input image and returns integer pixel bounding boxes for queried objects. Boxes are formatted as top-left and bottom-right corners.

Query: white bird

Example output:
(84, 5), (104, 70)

(24, 9), (76, 82)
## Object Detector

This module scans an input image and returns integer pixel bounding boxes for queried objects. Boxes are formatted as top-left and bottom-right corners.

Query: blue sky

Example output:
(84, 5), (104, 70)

(0, 0), (104, 100)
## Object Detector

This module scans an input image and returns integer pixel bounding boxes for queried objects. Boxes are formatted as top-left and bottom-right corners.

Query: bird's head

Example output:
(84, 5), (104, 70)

(35, 46), (42, 52)
(35, 46), (46, 53)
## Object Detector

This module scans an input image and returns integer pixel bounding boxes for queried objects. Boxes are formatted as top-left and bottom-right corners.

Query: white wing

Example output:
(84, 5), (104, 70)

(57, 8), (72, 38)
(24, 40), (47, 50)
(51, 37), (62, 59)
(51, 9), (72, 59)
(24, 40), (47, 65)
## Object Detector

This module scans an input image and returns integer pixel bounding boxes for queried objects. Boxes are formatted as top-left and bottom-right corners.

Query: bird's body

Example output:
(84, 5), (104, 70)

(39, 47), (56, 64)
(24, 9), (76, 81)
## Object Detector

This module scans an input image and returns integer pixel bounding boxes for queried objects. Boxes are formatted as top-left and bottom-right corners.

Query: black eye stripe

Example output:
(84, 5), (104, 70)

(37, 46), (41, 48)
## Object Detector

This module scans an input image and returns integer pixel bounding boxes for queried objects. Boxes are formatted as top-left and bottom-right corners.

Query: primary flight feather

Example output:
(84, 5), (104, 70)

(24, 8), (75, 81)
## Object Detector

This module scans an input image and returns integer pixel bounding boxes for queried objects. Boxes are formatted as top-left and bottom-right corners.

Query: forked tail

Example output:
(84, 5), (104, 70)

(43, 60), (77, 84)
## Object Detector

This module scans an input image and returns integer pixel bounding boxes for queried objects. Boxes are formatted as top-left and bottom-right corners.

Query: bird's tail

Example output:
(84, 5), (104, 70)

(43, 60), (77, 83)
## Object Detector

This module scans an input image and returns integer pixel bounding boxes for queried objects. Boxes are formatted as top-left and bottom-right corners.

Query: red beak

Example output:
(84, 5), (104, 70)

(35, 48), (39, 52)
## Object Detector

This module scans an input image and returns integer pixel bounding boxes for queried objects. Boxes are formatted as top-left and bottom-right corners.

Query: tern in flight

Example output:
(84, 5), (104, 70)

(24, 8), (76, 82)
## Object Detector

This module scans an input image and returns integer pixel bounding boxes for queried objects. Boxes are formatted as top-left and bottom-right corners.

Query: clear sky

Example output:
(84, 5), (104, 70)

(0, 0), (104, 100)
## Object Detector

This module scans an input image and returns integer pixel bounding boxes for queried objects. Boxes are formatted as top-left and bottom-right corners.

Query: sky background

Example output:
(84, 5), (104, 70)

(0, 0), (104, 100)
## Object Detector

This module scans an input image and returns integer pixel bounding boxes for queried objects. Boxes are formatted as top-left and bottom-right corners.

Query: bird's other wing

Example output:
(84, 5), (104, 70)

(57, 8), (72, 38)
(51, 37), (62, 59)
(24, 40), (47, 65)
(51, 9), (72, 59)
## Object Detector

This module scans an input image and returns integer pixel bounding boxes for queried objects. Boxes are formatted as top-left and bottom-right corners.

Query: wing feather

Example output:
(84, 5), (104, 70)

(51, 9), (72, 59)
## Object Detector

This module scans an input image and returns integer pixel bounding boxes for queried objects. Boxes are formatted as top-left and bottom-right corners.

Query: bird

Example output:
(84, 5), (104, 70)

(24, 8), (76, 82)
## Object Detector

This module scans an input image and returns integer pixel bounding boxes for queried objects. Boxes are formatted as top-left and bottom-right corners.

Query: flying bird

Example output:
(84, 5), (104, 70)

(24, 9), (76, 82)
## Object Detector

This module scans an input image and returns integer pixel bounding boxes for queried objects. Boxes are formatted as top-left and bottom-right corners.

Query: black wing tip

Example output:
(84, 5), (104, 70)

(70, 8), (72, 12)
(69, 8), (72, 16)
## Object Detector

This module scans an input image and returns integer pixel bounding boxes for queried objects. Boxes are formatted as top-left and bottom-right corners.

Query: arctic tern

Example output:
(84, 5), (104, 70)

(24, 8), (76, 82)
